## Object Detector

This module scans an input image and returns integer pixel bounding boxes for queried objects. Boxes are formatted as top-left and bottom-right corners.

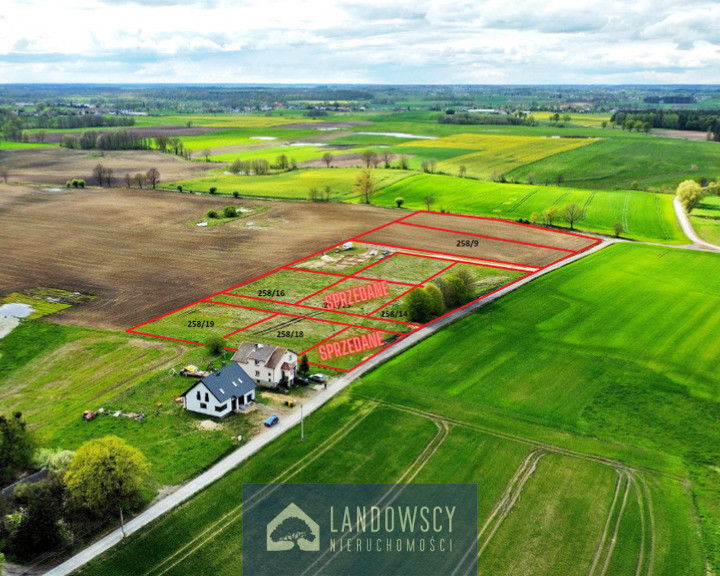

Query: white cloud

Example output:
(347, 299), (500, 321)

(0, 0), (719, 82)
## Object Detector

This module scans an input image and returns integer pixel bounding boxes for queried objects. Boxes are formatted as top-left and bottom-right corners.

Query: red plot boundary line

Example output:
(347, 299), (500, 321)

(223, 313), (280, 339)
(299, 326), (352, 356)
(204, 299), (407, 335)
(402, 210), (599, 242)
(127, 331), (204, 346)
(281, 266), (418, 288)
(220, 293), (421, 327)
(391, 251), (530, 273)
(350, 239), (541, 270)
(395, 221), (576, 253)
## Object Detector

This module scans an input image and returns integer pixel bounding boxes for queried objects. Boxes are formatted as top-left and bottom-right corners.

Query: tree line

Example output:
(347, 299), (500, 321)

(438, 111), (538, 126)
(611, 110), (720, 139)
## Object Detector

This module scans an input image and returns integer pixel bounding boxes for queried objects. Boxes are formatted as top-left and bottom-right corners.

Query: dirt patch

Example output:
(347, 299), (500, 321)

(39, 125), (224, 144)
(653, 129), (711, 142)
(0, 147), (217, 186)
(0, 184), (398, 330)
(197, 419), (222, 431)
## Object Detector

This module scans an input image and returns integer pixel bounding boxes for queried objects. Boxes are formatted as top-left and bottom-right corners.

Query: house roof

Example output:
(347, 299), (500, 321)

(181, 363), (256, 403)
(232, 342), (297, 369)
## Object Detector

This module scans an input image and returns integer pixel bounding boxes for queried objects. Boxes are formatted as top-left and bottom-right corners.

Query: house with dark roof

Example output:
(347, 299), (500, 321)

(181, 362), (256, 418)
(232, 342), (297, 389)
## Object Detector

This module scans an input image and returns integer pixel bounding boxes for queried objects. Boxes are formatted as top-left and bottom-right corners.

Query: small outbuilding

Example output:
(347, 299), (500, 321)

(181, 362), (256, 418)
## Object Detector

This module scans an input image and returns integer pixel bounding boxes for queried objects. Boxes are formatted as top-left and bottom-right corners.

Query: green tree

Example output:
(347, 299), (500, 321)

(299, 354), (309, 375)
(613, 221), (624, 237)
(322, 152), (333, 168)
(276, 154), (289, 170)
(395, 197), (405, 208)
(0, 412), (35, 484)
(424, 284), (445, 317)
(560, 202), (585, 230)
(209, 186), (217, 194)
(399, 155), (410, 170)
(404, 289), (434, 323)
(202, 148), (211, 162)
(207, 209), (218, 219)
(458, 165), (467, 178)
(223, 206), (237, 218)
(423, 195), (435, 211)
(204, 335), (224, 354)
(354, 169), (375, 204)
(65, 436), (149, 536)
(443, 274), (472, 308)
(541, 205), (559, 227)
(676, 179), (705, 212)
(10, 476), (66, 559)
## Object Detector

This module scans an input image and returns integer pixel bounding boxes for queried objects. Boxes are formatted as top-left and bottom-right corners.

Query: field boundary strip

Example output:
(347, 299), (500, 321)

(127, 211), (601, 372)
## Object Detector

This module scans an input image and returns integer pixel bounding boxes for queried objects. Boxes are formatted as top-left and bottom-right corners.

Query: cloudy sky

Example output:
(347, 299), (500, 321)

(1, 0), (719, 84)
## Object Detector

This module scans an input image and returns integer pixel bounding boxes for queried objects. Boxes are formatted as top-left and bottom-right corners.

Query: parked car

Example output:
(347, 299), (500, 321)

(264, 415), (279, 427)
(309, 373), (326, 383)
(295, 376), (310, 386)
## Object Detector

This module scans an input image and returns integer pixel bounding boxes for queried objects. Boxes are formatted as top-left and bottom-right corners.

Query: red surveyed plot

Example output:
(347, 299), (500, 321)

(301, 326), (404, 372)
(127, 210), (600, 372)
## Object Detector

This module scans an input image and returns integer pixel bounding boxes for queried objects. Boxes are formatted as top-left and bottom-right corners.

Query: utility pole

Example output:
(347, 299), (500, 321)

(300, 403), (304, 440)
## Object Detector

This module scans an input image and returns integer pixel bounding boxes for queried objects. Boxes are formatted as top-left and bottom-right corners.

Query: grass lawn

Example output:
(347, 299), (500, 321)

(690, 194), (720, 245)
(371, 173), (686, 243)
(0, 322), (257, 486)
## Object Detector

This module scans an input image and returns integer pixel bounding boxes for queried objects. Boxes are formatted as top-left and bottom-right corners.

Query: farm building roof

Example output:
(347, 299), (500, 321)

(181, 362), (255, 403)
(233, 342), (295, 369)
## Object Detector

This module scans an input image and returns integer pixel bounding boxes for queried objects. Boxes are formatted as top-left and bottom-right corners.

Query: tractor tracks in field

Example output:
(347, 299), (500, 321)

(397, 419), (451, 483)
(476, 449), (545, 559)
(142, 402), (379, 576)
(588, 469), (631, 576)
(353, 395), (685, 485)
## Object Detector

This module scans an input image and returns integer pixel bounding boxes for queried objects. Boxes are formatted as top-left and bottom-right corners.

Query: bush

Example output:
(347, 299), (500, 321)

(77, 179), (85, 188)
(65, 181), (71, 188)
(177, 185), (183, 193)
(395, 197), (405, 208)
(209, 187), (217, 195)
(71, 179), (79, 188)
(206, 209), (218, 219)
(223, 206), (237, 218)
(233, 191), (240, 198)
(204, 335), (224, 355)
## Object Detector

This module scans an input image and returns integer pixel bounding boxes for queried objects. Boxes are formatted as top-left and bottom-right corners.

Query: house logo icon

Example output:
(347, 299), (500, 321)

(266, 503), (320, 552)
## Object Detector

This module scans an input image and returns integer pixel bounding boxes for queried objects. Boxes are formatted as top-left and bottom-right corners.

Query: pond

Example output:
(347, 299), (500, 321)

(0, 302), (35, 339)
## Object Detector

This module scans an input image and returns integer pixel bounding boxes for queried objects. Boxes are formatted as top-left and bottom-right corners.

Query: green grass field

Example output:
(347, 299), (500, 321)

(372, 173), (686, 243)
(169, 167), (415, 200)
(690, 194), (720, 245)
(0, 322), (257, 486)
(394, 133), (595, 179)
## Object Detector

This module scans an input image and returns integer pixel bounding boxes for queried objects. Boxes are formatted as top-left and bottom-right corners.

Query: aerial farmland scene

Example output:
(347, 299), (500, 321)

(1, 2), (720, 575)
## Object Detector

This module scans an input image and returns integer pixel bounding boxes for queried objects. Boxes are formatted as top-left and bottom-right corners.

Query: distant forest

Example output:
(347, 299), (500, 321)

(611, 109), (720, 139)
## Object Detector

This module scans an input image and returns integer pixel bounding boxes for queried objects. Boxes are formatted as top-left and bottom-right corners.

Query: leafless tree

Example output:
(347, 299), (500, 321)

(133, 173), (146, 189)
(146, 167), (160, 189)
(322, 152), (334, 168)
